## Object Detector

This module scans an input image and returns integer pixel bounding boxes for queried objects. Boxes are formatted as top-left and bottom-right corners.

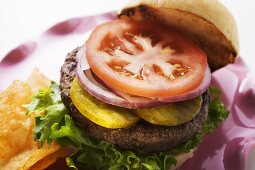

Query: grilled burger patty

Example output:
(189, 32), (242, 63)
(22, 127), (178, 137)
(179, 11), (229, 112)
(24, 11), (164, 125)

(60, 47), (210, 155)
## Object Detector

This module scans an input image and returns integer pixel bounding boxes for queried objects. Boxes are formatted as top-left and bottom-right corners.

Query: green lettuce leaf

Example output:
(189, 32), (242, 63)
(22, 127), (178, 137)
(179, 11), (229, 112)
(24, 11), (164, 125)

(26, 82), (228, 170)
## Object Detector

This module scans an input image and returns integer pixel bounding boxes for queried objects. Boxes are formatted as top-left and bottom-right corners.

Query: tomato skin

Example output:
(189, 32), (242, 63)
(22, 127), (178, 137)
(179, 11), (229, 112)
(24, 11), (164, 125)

(86, 20), (208, 98)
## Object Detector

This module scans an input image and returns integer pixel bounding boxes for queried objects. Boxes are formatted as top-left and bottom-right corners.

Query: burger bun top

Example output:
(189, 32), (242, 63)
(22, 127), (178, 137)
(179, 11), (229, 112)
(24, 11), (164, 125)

(118, 0), (239, 70)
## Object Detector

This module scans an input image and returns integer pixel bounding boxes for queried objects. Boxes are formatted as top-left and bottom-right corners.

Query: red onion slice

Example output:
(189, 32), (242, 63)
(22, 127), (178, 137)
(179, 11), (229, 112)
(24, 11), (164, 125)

(92, 65), (211, 103)
(152, 67), (211, 102)
(91, 70), (166, 107)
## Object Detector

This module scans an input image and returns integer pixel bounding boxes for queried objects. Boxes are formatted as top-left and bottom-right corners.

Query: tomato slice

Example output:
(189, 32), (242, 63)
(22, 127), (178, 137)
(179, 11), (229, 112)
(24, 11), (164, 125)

(86, 20), (208, 98)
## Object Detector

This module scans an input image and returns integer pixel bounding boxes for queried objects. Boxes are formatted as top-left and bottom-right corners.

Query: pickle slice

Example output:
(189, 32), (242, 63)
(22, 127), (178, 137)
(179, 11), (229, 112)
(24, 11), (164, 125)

(70, 77), (139, 128)
(136, 96), (203, 126)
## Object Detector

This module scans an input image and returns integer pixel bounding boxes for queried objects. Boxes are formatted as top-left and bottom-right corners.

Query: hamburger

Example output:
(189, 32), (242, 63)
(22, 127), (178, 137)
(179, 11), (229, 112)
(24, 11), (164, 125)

(27, 0), (239, 169)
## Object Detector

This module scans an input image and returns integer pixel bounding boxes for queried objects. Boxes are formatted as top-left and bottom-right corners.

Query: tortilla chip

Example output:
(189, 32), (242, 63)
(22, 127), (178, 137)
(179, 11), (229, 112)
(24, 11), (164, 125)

(26, 68), (51, 92)
(0, 81), (34, 167)
(20, 144), (69, 170)
(2, 148), (36, 170)
(0, 69), (69, 170)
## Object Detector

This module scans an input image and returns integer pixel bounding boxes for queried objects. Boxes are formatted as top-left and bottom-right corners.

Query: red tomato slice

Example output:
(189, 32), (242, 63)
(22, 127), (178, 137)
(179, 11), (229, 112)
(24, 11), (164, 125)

(86, 20), (208, 98)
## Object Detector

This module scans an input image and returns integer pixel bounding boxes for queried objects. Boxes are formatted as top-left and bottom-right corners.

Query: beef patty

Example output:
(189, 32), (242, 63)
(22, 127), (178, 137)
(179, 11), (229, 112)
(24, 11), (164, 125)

(60, 46), (210, 155)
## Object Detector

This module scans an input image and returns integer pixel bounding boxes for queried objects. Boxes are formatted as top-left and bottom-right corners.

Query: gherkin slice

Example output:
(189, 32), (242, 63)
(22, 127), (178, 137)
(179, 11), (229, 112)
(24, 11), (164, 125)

(136, 96), (203, 126)
(70, 77), (139, 129)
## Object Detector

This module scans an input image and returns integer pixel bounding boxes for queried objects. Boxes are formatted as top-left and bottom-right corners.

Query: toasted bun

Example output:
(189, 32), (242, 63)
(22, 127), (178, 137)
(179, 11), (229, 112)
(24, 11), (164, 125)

(118, 0), (239, 70)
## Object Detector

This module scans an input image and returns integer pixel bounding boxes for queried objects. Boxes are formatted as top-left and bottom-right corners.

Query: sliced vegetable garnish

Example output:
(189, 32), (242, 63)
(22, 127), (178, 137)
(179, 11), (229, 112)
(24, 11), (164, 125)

(70, 77), (139, 128)
(136, 96), (203, 126)
(86, 20), (208, 98)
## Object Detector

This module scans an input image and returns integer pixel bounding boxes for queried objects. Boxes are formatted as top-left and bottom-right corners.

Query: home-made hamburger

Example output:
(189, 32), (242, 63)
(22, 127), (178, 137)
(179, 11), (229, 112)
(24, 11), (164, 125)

(27, 0), (239, 169)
